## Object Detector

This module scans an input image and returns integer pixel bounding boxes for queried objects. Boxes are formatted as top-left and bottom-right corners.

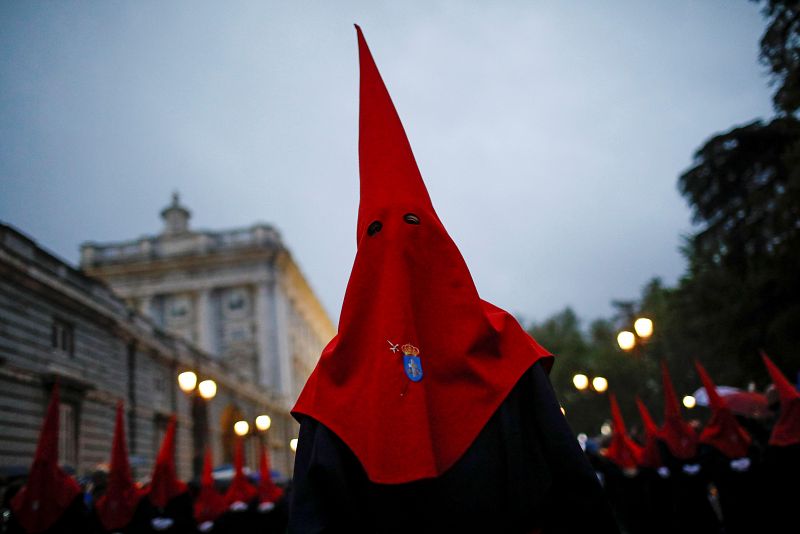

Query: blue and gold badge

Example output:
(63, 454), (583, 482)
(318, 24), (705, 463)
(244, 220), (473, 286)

(401, 343), (423, 382)
(388, 340), (424, 383)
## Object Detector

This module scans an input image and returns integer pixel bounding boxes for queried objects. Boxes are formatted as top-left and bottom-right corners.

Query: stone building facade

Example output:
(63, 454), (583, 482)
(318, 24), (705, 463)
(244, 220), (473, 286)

(0, 216), (330, 482)
(80, 195), (334, 414)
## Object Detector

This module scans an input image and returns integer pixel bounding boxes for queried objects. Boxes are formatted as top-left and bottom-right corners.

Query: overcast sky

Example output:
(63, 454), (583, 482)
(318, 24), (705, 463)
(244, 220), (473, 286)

(0, 1), (775, 327)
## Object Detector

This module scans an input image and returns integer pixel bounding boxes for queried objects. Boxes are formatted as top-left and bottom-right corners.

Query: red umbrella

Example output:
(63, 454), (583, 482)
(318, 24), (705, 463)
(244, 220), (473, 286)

(693, 386), (769, 419)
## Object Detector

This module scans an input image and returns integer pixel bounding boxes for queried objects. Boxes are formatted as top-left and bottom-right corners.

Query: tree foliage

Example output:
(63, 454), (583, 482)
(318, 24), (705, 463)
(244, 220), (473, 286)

(755, 0), (800, 114)
(675, 117), (800, 384)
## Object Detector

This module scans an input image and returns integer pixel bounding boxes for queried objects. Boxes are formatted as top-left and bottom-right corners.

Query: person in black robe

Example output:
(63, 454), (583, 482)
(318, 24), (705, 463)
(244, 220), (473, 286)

(131, 415), (196, 534)
(759, 353), (800, 533)
(632, 397), (672, 534)
(288, 25), (618, 534)
(292, 362), (617, 533)
(658, 362), (721, 534)
(596, 394), (647, 534)
(7, 383), (91, 534)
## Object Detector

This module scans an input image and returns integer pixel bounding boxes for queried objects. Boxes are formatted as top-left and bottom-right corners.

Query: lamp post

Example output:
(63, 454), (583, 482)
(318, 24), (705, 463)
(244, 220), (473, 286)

(177, 370), (217, 479)
(617, 317), (654, 355)
(572, 373), (608, 394)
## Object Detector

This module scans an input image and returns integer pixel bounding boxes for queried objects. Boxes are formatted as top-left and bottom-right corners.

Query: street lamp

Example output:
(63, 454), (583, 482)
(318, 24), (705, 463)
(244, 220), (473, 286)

(617, 317), (654, 353)
(634, 318), (653, 339)
(617, 331), (636, 351)
(234, 420), (250, 437)
(198, 379), (217, 400)
(255, 414), (271, 432)
(178, 371), (198, 393)
(573, 374), (589, 390)
(592, 376), (608, 393)
(682, 395), (696, 409)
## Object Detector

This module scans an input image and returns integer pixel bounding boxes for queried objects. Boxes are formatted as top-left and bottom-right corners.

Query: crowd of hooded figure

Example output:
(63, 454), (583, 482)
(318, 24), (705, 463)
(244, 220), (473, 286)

(0, 389), (288, 534)
(588, 353), (799, 534)
(4, 26), (799, 534)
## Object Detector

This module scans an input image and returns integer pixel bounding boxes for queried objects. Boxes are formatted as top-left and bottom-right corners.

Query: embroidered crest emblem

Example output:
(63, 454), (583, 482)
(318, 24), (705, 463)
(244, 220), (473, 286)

(401, 343), (423, 382)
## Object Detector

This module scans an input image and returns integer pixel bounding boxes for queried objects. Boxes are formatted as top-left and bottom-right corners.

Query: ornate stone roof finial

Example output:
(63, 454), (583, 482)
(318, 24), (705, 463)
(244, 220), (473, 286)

(160, 191), (191, 236)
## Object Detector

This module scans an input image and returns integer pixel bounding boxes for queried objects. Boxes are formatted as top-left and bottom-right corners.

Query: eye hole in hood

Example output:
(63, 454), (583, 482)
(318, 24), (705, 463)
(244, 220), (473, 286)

(403, 213), (420, 225)
(367, 220), (383, 236)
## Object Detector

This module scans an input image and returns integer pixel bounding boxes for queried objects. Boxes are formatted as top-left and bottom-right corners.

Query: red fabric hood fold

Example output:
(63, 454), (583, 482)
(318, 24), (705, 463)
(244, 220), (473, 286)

(147, 415), (187, 508)
(604, 394), (643, 470)
(292, 25), (551, 483)
(694, 360), (751, 458)
(761, 351), (800, 447)
(10, 383), (81, 534)
(660, 361), (698, 459)
(96, 401), (142, 531)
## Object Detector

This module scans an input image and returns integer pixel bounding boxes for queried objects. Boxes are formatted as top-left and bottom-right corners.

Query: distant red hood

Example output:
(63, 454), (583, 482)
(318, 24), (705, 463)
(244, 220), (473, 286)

(660, 361), (698, 459)
(10, 383), (81, 534)
(96, 402), (142, 530)
(147, 415), (187, 508)
(604, 394), (643, 470)
(194, 448), (226, 524)
(292, 26), (551, 484)
(635, 397), (663, 469)
(258, 442), (283, 504)
(695, 361), (751, 458)
(761, 352), (800, 447)
(224, 437), (257, 505)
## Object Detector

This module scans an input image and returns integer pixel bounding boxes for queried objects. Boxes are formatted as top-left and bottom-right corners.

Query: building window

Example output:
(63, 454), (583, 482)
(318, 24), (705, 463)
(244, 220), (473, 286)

(51, 319), (74, 356)
(169, 296), (189, 318)
(58, 403), (77, 467)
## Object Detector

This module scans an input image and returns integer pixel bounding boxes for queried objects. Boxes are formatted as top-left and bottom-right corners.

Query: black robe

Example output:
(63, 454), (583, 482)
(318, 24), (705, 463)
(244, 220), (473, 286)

(760, 443), (799, 533)
(703, 445), (763, 534)
(289, 361), (619, 533)
(127, 492), (196, 534)
(5, 493), (91, 534)
(657, 443), (721, 534)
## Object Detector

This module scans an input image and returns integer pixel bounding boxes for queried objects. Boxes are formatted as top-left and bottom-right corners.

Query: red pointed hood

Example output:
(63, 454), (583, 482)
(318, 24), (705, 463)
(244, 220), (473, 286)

(292, 26), (551, 483)
(194, 448), (226, 524)
(660, 361), (698, 459)
(10, 383), (81, 534)
(635, 397), (663, 469)
(761, 352), (800, 447)
(604, 394), (643, 470)
(96, 401), (142, 530)
(224, 437), (257, 506)
(258, 442), (283, 504)
(694, 361), (751, 458)
(147, 415), (187, 508)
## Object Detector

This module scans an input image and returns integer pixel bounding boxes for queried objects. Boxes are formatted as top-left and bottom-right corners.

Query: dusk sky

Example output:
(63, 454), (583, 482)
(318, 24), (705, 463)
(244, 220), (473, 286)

(1, 2), (775, 327)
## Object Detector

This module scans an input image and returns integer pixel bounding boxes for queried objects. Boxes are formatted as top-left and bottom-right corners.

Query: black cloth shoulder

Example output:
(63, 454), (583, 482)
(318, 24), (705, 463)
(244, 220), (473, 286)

(289, 361), (619, 533)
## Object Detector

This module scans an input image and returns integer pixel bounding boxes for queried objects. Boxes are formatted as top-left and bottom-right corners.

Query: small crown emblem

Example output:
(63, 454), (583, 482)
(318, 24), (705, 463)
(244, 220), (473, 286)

(401, 344), (419, 356)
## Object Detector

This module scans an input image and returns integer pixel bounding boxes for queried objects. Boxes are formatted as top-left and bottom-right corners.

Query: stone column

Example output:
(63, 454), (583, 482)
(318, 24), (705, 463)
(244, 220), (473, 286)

(254, 282), (275, 390)
(196, 289), (215, 355)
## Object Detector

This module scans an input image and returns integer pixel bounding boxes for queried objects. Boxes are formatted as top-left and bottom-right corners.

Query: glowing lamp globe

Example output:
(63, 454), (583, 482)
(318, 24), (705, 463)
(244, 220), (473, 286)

(617, 331), (636, 351)
(234, 420), (250, 436)
(634, 318), (654, 339)
(255, 415), (272, 431)
(573, 374), (589, 390)
(198, 379), (217, 400)
(592, 376), (608, 393)
(177, 371), (197, 393)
